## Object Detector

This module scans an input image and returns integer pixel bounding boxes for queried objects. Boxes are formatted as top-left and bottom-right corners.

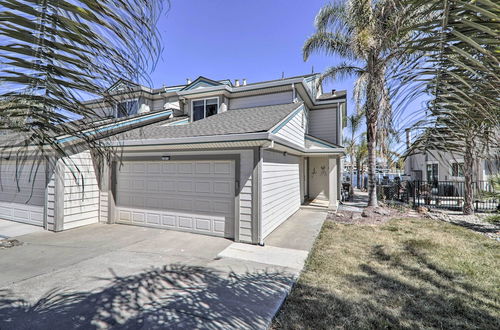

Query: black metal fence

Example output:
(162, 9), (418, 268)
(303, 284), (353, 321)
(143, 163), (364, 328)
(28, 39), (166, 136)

(378, 180), (499, 212)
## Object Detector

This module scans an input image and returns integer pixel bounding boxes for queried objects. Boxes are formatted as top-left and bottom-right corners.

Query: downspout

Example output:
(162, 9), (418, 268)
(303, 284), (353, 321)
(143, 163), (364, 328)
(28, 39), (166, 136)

(257, 141), (274, 245)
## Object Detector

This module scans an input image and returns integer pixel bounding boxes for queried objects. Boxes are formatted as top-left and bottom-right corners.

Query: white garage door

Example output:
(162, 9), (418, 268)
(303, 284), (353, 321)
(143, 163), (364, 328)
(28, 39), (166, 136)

(0, 161), (46, 226)
(115, 160), (235, 238)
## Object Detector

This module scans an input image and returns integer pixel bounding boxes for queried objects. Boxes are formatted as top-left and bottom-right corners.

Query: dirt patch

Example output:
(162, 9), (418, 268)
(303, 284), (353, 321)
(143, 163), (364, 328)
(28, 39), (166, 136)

(329, 207), (399, 225)
(329, 204), (425, 225)
(0, 239), (23, 249)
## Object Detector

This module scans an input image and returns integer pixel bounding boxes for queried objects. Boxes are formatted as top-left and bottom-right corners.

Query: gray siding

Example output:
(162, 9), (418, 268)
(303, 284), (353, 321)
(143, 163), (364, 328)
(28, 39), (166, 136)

(229, 92), (293, 110)
(261, 150), (300, 238)
(46, 172), (55, 230)
(99, 191), (109, 223)
(274, 106), (306, 148)
(238, 150), (254, 242)
(309, 107), (339, 144)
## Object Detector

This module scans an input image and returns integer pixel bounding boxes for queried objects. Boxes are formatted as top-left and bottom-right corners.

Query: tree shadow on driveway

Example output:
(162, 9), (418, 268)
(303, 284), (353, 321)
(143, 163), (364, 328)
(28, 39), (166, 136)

(0, 264), (294, 329)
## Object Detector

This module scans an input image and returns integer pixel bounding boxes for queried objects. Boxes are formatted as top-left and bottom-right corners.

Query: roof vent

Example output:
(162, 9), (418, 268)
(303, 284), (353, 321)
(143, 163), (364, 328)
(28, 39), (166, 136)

(331, 89), (336, 95)
(235, 79), (240, 87)
(186, 78), (191, 84)
(242, 78), (247, 86)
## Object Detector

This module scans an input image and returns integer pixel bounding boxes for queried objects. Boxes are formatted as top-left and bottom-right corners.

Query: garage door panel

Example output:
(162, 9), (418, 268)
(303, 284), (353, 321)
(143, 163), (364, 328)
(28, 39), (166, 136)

(177, 181), (193, 192)
(146, 213), (160, 225)
(116, 160), (235, 238)
(162, 215), (175, 226)
(195, 162), (211, 174)
(177, 162), (193, 174)
(162, 163), (177, 174)
(179, 216), (193, 229)
(194, 200), (211, 212)
(118, 210), (131, 221)
(195, 217), (211, 232)
(132, 212), (145, 223)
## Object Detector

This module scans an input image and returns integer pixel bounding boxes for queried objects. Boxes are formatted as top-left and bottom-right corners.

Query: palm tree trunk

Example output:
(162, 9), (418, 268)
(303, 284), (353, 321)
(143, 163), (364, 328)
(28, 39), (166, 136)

(350, 154), (354, 195)
(356, 159), (361, 189)
(463, 137), (475, 215)
(367, 119), (378, 206)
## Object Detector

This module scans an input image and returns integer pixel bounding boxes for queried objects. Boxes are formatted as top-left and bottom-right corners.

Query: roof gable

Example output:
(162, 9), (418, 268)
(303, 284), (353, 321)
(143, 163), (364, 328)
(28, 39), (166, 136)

(181, 76), (224, 91)
(107, 79), (144, 93)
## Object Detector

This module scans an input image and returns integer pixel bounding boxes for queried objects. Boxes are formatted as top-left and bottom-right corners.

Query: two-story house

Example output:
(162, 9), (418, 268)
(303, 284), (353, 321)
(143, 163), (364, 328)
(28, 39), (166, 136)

(0, 74), (346, 245)
(404, 128), (499, 184)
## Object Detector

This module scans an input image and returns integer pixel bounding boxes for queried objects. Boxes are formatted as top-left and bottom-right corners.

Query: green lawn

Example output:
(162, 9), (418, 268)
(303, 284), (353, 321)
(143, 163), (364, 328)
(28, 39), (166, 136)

(273, 218), (500, 329)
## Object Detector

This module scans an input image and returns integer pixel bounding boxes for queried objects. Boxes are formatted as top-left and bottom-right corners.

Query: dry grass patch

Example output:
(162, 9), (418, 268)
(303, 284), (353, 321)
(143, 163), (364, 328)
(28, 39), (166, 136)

(273, 218), (500, 329)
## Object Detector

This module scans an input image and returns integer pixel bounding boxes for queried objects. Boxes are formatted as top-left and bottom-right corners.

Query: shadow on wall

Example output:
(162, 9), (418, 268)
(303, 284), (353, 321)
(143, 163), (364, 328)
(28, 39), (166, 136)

(0, 264), (293, 330)
(274, 240), (499, 329)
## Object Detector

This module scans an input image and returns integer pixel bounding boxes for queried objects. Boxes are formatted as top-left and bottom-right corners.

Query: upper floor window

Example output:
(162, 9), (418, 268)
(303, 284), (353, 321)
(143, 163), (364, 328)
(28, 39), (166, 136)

(192, 98), (218, 121)
(116, 99), (138, 118)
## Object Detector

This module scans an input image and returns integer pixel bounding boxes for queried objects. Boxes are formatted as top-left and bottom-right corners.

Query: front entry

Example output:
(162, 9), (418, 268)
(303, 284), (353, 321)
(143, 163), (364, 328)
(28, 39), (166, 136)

(308, 157), (329, 201)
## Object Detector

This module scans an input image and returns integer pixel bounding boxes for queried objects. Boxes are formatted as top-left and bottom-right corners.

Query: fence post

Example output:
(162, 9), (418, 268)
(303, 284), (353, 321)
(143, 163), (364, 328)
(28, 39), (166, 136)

(412, 181), (417, 209)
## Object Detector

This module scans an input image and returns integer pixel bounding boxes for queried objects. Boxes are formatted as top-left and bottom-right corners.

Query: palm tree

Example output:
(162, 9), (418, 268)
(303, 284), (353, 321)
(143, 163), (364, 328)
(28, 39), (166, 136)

(344, 113), (363, 193)
(403, 0), (499, 215)
(303, 0), (416, 207)
(0, 0), (165, 163)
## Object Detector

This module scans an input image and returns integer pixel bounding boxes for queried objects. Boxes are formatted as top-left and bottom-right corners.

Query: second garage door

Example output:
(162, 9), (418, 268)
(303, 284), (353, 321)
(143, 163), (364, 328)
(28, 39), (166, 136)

(115, 160), (235, 238)
(0, 161), (46, 226)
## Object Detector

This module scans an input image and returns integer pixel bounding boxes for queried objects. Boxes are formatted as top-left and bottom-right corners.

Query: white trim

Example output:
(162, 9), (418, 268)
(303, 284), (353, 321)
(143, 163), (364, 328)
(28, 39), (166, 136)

(191, 97), (219, 122)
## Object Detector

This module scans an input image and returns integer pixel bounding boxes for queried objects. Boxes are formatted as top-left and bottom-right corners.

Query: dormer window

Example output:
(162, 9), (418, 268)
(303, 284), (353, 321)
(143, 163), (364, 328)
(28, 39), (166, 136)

(116, 99), (139, 118)
(192, 98), (218, 121)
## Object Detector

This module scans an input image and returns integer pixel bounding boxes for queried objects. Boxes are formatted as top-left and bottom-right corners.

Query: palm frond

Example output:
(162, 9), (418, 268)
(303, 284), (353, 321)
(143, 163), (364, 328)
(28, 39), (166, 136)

(303, 31), (357, 61)
(0, 0), (166, 163)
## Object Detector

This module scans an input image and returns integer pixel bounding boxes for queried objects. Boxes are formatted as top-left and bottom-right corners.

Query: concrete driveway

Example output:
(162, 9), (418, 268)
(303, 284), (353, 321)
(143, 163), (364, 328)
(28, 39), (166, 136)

(0, 219), (43, 240)
(0, 208), (326, 329)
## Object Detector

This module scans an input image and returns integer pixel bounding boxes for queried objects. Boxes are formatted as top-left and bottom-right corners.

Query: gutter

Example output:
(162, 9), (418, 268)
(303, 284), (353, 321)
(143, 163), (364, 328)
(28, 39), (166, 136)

(57, 110), (173, 144)
(112, 131), (345, 156)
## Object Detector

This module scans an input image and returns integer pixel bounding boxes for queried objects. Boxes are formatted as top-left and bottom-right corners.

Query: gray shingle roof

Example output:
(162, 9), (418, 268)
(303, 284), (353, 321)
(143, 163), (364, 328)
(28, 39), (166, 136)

(317, 90), (347, 100)
(115, 102), (302, 141)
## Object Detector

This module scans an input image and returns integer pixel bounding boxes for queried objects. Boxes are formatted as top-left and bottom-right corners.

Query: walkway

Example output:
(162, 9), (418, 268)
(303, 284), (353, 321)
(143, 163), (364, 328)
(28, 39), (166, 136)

(339, 189), (368, 213)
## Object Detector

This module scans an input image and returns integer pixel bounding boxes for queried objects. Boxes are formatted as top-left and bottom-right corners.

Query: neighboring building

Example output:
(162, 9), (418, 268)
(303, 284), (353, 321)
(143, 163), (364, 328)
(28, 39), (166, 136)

(0, 74), (346, 244)
(404, 129), (499, 182)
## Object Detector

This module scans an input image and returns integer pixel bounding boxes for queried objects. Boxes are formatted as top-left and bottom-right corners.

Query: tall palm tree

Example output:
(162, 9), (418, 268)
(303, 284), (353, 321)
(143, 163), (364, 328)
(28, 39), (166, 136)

(304, 0), (416, 207)
(0, 0), (165, 164)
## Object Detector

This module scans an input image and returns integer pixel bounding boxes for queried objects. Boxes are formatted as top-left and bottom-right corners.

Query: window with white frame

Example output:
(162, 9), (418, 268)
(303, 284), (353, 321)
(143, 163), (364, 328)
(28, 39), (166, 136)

(426, 163), (438, 182)
(451, 162), (464, 177)
(192, 98), (218, 121)
(116, 99), (139, 118)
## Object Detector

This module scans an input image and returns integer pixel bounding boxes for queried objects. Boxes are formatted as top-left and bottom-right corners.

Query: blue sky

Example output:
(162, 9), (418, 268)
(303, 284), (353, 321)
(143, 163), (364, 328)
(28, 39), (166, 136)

(150, 0), (355, 110)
